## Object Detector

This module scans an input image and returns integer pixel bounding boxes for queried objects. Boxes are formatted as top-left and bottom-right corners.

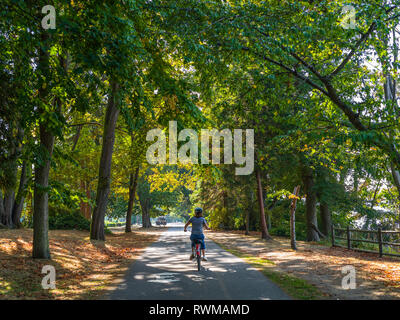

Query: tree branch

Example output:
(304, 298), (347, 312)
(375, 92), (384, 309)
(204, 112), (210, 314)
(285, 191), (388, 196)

(241, 46), (330, 96)
(328, 22), (377, 79)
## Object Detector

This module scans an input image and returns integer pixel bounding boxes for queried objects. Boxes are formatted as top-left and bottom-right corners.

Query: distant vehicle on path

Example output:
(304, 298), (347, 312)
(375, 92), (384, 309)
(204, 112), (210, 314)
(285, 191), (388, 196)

(156, 216), (167, 226)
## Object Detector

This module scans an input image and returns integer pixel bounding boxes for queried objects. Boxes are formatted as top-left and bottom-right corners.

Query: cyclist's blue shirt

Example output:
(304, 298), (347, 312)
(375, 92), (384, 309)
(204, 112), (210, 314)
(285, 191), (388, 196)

(189, 216), (206, 235)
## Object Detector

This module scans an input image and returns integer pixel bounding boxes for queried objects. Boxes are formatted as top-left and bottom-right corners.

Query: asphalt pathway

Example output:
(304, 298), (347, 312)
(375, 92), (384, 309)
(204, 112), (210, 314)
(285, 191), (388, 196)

(109, 225), (291, 300)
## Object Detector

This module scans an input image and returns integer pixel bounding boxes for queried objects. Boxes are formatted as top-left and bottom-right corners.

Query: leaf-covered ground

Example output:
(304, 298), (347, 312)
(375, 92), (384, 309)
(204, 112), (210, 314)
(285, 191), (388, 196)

(0, 227), (164, 299)
(207, 230), (400, 300)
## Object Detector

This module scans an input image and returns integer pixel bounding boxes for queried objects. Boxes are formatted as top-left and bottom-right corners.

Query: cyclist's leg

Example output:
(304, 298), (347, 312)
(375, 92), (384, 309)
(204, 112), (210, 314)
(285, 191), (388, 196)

(189, 234), (195, 259)
(200, 234), (207, 260)
(190, 234), (196, 248)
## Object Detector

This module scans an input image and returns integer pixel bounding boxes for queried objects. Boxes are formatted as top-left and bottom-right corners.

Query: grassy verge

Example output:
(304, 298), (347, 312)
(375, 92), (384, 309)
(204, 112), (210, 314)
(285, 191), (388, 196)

(105, 221), (126, 227)
(215, 242), (328, 300)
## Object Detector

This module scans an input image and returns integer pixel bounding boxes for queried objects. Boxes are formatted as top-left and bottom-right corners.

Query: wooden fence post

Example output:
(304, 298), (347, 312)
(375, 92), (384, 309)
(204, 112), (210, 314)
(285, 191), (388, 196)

(331, 224), (335, 247)
(378, 227), (383, 257)
(347, 226), (351, 249)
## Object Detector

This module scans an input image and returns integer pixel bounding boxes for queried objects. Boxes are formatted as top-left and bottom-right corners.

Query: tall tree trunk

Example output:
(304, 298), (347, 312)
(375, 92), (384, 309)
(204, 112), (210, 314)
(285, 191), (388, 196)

(386, 67), (400, 224)
(125, 167), (139, 233)
(303, 167), (320, 242)
(140, 199), (152, 228)
(33, 124), (55, 259)
(2, 189), (14, 227)
(33, 32), (54, 259)
(319, 201), (331, 237)
(90, 81), (120, 241)
(255, 169), (272, 240)
(12, 161), (29, 228)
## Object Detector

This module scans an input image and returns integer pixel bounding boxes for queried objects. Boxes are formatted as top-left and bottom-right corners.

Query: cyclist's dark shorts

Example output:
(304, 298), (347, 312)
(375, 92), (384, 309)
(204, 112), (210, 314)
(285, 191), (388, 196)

(190, 233), (205, 250)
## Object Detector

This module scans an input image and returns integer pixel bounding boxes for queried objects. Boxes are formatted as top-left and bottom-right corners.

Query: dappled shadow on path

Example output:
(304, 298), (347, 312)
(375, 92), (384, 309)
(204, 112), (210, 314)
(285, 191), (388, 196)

(108, 227), (290, 300)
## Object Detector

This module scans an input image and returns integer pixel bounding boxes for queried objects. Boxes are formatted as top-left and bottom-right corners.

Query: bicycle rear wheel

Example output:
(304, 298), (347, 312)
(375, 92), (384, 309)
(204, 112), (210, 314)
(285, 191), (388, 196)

(197, 254), (201, 271)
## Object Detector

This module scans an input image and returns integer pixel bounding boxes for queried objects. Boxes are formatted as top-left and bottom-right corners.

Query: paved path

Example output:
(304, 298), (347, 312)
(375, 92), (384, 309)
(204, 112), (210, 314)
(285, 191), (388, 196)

(109, 225), (290, 300)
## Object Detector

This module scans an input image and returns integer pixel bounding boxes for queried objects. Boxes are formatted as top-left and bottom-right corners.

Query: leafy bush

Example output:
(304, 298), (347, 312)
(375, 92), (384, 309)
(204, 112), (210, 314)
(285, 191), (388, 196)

(49, 210), (91, 230)
(23, 206), (90, 231)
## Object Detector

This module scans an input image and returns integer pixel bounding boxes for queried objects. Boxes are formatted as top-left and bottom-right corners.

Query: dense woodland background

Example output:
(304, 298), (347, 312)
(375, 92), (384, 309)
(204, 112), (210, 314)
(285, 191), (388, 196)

(1, 0), (400, 259)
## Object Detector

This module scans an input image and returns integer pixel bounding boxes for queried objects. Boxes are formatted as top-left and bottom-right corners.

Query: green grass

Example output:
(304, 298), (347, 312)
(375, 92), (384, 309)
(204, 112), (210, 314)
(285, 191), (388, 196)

(105, 222), (125, 227)
(215, 242), (328, 300)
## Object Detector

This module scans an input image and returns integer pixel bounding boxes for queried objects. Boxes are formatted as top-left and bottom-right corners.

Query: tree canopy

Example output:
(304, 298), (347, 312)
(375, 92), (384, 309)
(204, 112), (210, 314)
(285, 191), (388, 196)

(1, 0), (400, 258)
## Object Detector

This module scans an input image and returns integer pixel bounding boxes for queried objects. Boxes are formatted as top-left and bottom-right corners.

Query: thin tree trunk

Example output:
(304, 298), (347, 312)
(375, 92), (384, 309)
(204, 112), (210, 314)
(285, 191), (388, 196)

(303, 167), (320, 242)
(245, 190), (251, 235)
(390, 162), (400, 194)
(80, 179), (86, 217)
(85, 182), (91, 219)
(245, 189), (254, 235)
(290, 186), (300, 250)
(255, 169), (272, 240)
(79, 178), (91, 220)
(90, 81), (120, 241)
(370, 181), (381, 210)
(71, 125), (82, 151)
(0, 190), (6, 228)
(12, 161), (29, 228)
(78, 157), (91, 220)
(263, 191), (272, 230)
(2, 149), (18, 228)
(245, 207), (250, 235)
(125, 167), (139, 233)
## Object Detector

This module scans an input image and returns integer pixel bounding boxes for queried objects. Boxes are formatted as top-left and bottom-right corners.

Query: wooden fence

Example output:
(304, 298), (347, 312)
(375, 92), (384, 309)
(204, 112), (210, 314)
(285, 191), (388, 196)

(332, 225), (400, 258)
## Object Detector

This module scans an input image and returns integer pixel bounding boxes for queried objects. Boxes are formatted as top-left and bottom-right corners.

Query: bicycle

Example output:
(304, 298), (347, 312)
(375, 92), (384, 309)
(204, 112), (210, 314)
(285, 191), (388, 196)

(184, 226), (205, 271)
(193, 239), (202, 271)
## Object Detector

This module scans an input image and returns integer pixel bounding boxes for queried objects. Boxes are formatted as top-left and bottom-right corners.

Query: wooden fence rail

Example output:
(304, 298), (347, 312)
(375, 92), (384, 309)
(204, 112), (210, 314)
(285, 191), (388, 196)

(331, 225), (400, 258)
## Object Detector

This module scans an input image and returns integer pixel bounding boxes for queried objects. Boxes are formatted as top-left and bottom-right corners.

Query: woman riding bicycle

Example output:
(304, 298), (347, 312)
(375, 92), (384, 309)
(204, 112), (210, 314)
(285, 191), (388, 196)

(184, 207), (210, 261)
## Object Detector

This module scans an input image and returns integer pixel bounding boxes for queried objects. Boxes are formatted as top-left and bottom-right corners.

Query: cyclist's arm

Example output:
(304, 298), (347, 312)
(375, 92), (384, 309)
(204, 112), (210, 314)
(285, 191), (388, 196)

(203, 220), (210, 230)
(184, 220), (191, 231)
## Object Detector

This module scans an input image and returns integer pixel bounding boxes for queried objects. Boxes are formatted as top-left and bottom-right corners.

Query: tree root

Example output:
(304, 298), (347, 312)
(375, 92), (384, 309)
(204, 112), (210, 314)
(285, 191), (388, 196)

(310, 223), (326, 239)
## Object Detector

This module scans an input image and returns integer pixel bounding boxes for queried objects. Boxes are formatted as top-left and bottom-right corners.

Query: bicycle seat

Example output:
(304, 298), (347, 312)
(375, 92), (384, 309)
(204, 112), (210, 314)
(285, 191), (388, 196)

(193, 239), (202, 244)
